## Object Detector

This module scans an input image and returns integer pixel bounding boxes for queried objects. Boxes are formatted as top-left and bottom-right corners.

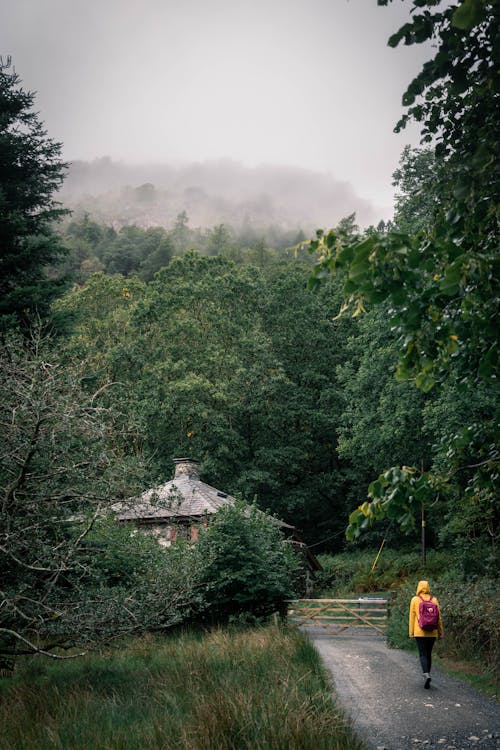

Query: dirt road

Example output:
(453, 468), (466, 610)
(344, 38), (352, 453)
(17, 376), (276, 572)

(309, 632), (499, 750)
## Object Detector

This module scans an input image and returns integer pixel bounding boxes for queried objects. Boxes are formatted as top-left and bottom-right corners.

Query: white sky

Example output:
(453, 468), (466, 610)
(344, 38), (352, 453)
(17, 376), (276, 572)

(1, 0), (431, 216)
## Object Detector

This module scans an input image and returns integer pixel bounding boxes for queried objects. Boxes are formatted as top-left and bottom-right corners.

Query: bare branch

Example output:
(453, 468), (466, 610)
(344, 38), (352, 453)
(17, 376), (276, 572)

(2, 416), (44, 513)
(0, 545), (72, 573)
(90, 381), (126, 404)
(0, 629), (85, 659)
(452, 458), (498, 473)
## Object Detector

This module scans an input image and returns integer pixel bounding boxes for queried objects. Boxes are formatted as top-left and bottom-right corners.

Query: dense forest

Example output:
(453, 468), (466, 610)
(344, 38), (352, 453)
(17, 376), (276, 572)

(59, 157), (381, 233)
(0, 0), (498, 665)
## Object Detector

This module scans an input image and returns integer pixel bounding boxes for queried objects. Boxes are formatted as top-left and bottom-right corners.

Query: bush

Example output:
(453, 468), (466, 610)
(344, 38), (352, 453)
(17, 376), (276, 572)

(197, 502), (300, 619)
(39, 517), (209, 647)
(13, 501), (301, 661)
(437, 576), (499, 670)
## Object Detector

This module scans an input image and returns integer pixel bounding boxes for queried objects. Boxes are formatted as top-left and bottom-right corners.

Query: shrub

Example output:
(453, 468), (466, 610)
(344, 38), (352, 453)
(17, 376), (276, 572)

(197, 502), (300, 619)
(39, 517), (209, 647)
(437, 576), (499, 670)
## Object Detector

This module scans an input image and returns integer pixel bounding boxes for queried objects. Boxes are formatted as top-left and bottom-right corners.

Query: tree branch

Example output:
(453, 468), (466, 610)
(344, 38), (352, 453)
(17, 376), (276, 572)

(0, 545), (72, 573)
(0, 629), (85, 659)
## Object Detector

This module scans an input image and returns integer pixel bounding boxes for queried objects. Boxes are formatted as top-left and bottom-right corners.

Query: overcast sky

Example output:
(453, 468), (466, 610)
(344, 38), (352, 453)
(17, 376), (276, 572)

(1, 0), (431, 217)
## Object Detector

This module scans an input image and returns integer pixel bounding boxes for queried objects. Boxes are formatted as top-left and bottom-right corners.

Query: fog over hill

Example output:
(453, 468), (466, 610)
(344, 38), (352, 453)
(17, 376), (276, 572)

(60, 158), (388, 232)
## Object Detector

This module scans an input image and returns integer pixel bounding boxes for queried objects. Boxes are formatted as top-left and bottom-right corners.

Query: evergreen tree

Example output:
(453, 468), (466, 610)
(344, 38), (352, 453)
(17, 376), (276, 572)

(0, 59), (69, 329)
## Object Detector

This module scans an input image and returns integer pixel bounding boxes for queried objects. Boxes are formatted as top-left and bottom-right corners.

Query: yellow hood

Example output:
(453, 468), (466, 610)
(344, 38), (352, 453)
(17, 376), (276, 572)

(416, 580), (431, 596)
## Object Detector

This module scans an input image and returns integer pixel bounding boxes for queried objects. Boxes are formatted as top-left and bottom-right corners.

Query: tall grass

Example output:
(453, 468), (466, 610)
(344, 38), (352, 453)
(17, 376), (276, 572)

(0, 624), (363, 750)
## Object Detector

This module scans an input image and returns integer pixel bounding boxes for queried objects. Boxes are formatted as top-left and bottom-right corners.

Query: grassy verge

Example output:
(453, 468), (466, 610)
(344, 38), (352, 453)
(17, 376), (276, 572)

(434, 655), (498, 700)
(0, 624), (363, 750)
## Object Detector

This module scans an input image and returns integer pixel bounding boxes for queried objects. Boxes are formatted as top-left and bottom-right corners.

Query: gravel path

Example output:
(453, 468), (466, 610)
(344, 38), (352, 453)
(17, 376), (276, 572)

(308, 631), (499, 750)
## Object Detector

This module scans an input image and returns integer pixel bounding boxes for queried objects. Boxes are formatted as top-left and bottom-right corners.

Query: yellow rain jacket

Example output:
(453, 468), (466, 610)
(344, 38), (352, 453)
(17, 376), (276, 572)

(409, 580), (444, 638)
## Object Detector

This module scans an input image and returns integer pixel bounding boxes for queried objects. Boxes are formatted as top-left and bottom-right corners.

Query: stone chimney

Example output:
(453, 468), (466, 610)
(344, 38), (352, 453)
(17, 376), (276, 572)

(173, 458), (200, 480)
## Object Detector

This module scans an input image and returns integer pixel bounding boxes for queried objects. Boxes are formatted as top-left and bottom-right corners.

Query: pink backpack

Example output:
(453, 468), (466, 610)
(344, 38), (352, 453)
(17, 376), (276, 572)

(418, 594), (440, 631)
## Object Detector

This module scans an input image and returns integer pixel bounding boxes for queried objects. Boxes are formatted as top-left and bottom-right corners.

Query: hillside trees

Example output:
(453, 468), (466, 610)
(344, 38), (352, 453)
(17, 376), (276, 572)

(104, 226), (168, 276)
(56, 253), (352, 545)
(61, 214), (110, 277)
(58, 213), (306, 280)
(138, 231), (175, 281)
(0, 60), (68, 329)
(308, 0), (499, 562)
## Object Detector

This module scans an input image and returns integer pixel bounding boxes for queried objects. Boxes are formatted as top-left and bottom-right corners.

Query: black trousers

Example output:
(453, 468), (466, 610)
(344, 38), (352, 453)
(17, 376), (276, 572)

(415, 636), (436, 673)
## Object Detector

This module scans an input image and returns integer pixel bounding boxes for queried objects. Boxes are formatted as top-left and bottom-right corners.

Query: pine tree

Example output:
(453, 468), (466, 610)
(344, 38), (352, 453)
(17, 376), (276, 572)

(0, 58), (68, 329)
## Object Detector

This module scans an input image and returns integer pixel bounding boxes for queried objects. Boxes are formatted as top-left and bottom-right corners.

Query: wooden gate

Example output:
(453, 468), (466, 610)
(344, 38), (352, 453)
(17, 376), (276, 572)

(287, 597), (388, 637)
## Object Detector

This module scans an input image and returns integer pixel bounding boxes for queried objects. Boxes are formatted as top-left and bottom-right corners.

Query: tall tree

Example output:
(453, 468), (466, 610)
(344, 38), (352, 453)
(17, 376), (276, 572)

(391, 146), (439, 233)
(205, 223), (234, 257)
(308, 1), (499, 551)
(170, 210), (192, 254)
(0, 331), (141, 661)
(0, 60), (68, 329)
(336, 305), (430, 507)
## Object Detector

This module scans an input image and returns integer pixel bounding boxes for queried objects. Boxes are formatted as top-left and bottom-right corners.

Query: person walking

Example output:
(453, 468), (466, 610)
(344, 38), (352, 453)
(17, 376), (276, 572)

(409, 580), (444, 689)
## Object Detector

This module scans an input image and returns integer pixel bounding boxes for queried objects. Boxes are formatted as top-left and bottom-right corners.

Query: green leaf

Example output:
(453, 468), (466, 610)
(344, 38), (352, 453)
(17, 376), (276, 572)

(452, 0), (484, 30)
(336, 245), (355, 265)
(348, 508), (362, 525)
(391, 286), (408, 305)
(343, 279), (358, 295)
(364, 288), (388, 304)
(478, 345), (498, 379)
(415, 371), (436, 392)
(348, 262), (369, 282)
(439, 266), (461, 296)
(368, 479), (384, 499)
(395, 360), (412, 382)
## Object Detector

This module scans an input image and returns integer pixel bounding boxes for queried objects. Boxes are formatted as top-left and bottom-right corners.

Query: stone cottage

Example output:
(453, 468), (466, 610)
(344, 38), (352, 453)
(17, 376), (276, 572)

(114, 457), (321, 588)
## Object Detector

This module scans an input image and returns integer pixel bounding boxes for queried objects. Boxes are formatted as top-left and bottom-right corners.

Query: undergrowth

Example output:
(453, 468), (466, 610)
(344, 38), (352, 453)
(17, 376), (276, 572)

(315, 548), (451, 595)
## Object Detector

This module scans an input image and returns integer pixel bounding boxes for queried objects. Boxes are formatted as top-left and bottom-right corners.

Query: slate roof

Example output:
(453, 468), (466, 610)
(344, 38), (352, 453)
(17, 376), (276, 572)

(115, 458), (293, 528)
(116, 474), (234, 521)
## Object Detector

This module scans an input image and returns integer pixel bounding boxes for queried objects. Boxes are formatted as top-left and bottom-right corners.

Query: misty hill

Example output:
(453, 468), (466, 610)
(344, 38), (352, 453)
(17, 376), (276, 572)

(60, 158), (384, 232)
